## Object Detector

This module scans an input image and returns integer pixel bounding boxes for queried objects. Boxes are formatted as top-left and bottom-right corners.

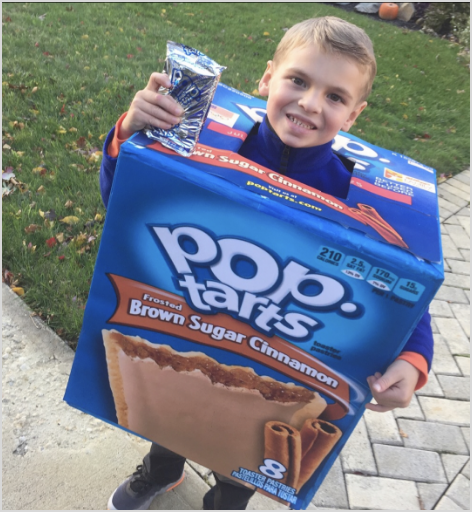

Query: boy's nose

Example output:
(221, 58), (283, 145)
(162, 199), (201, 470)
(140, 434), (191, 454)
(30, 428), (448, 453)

(298, 91), (322, 113)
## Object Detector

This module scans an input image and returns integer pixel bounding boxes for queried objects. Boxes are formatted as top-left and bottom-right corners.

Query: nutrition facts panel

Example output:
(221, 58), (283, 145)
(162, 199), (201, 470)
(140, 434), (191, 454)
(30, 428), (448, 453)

(316, 246), (345, 267)
(367, 267), (399, 291)
(341, 256), (372, 280)
(393, 278), (425, 302)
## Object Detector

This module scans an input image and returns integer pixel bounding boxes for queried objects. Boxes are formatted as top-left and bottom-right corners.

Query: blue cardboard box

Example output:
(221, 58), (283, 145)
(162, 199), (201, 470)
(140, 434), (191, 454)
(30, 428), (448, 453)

(65, 83), (443, 509)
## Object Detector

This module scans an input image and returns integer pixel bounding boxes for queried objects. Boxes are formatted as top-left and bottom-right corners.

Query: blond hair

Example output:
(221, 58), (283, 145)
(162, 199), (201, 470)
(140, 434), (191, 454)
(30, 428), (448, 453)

(273, 16), (377, 101)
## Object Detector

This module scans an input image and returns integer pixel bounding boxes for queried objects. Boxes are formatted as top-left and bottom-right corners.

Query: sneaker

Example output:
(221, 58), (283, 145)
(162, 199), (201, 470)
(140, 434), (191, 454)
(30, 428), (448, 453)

(107, 465), (185, 510)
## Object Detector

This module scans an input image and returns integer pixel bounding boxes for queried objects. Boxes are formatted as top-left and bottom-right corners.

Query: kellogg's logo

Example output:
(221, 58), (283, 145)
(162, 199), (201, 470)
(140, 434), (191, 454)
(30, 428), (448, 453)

(151, 225), (362, 342)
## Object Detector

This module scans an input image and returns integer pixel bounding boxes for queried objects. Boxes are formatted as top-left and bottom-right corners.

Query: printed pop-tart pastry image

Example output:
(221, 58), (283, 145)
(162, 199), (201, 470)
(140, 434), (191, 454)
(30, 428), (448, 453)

(102, 329), (330, 484)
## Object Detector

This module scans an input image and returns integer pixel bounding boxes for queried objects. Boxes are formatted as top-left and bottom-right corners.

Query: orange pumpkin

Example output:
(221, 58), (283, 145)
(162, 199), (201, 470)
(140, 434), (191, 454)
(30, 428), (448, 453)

(379, 3), (399, 20)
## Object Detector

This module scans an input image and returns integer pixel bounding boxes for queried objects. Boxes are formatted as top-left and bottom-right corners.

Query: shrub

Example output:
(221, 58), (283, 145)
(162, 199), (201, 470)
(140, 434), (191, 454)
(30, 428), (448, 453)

(423, 3), (470, 45)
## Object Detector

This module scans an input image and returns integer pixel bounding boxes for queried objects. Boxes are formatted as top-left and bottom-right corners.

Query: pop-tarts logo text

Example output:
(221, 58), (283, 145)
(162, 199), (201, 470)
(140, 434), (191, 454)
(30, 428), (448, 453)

(150, 225), (362, 342)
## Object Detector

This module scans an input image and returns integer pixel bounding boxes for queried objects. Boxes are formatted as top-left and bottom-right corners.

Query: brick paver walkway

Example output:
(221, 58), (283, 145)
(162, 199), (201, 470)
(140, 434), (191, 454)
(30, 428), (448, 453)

(305, 170), (470, 510)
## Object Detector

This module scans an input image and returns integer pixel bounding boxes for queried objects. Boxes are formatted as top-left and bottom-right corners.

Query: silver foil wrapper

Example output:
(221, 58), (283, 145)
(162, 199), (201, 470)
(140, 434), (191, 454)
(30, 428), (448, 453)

(145, 41), (226, 157)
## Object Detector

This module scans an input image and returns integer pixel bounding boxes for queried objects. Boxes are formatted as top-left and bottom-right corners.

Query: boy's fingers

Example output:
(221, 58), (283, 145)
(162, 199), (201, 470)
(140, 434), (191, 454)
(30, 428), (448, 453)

(370, 367), (401, 393)
(153, 93), (185, 117)
(365, 402), (394, 413)
(134, 93), (183, 125)
(149, 104), (183, 127)
(147, 72), (172, 92)
(145, 117), (173, 130)
(139, 89), (184, 117)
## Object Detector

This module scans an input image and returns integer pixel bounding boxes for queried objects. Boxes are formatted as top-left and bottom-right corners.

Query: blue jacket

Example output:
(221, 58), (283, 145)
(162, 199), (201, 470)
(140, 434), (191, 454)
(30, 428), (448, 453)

(100, 116), (433, 370)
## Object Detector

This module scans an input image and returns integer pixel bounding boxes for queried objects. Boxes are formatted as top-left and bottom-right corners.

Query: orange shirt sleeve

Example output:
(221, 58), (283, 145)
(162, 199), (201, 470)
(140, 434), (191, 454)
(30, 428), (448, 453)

(107, 112), (129, 158)
(397, 352), (429, 390)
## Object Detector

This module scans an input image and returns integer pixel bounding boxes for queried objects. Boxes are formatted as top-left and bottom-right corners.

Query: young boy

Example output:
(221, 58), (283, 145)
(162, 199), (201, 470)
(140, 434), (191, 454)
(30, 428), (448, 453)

(101, 16), (433, 510)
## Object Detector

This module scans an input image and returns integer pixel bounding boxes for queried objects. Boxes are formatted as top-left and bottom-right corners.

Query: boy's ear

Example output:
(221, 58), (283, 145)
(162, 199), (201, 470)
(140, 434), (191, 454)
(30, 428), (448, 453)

(258, 61), (273, 97)
(341, 101), (368, 132)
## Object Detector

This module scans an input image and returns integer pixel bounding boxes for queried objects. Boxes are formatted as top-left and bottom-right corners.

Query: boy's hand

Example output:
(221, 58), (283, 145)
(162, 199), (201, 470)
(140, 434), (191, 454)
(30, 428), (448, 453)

(365, 359), (420, 413)
(120, 72), (184, 139)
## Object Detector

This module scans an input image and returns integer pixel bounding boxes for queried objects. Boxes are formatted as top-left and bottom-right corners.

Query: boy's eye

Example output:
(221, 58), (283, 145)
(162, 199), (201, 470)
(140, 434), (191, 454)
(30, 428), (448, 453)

(328, 93), (343, 103)
(291, 77), (305, 87)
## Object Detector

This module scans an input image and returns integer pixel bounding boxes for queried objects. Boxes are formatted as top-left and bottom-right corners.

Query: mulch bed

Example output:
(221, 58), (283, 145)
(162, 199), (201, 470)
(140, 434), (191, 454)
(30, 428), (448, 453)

(326, 2), (428, 33)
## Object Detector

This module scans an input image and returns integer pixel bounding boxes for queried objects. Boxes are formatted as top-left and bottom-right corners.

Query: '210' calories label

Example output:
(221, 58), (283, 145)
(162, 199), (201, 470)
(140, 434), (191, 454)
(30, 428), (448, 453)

(316, 246), (345, 267)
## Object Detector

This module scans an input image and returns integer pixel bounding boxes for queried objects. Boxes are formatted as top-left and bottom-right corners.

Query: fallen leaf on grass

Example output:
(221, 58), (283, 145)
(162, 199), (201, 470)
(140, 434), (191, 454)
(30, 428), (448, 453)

(58, 255), (65, 261)
(25, 224), (42, 233)
(2, 183), (16, 197)
(64, 200), (74, 208)
(94, 213), (103, 222)
(88, 151), (102, 163)
(3, 270), (15, 285)
(46, 237), (57, 248)
(2, 170), (15, 180)
(73, 233), (88, 247)
(37, 185), (45, 193)
(77, 245), (92, 255)
(56, 233), (64, 243)
(12, 287), (25, 296)
(60, 216), (80, 225)
(44, 209), (57, 221)
(27, 243), (36, 252)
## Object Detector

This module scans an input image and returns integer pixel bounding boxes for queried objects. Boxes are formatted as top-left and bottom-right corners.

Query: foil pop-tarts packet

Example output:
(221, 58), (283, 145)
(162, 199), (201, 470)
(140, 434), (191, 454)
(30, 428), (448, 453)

(145, 41), (226, 157)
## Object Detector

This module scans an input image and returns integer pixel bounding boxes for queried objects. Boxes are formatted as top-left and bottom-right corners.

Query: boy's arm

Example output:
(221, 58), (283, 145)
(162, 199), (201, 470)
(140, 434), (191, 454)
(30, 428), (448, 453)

(397, 309), (433, 388)
(107, 113), (130, 159)
(366, 309), (433, 412)
(99, 122), (123, 208)
(99, 72), (184, 208)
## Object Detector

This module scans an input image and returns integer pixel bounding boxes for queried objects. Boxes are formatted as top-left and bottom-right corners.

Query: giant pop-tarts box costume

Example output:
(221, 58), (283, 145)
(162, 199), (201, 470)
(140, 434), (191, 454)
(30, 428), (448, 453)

(65, 83), (444, 509)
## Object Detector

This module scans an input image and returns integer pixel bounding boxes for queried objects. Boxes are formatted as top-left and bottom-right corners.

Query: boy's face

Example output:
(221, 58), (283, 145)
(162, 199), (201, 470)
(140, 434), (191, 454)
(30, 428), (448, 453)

(259, 44), (368, 148)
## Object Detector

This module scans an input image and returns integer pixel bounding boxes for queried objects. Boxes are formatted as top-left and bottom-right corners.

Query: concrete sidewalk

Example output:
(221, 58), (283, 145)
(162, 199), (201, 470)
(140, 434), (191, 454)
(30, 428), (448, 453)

(2, 171), (469, 511)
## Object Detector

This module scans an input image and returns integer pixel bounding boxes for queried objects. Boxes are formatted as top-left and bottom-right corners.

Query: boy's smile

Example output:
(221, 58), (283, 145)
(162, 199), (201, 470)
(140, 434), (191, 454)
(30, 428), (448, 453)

(258, 44), (368, 148)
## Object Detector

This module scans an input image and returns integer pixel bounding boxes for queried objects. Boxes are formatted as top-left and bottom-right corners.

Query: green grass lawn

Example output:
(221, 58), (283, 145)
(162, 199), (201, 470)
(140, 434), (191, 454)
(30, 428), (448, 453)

(2, 2), (470, 346)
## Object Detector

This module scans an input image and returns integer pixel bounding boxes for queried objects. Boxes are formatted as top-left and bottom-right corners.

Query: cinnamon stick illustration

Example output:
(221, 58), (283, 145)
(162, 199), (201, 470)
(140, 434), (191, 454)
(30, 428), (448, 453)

(297, 419), (342, 490)
(358, 204), (407, 246)
(264, 421), (302, 488)
(350, 204), (408, 249)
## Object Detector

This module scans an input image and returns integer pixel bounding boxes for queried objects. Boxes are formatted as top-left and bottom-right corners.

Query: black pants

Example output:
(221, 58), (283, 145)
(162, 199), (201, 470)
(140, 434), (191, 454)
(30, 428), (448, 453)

(143, 443), (256, 510)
